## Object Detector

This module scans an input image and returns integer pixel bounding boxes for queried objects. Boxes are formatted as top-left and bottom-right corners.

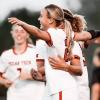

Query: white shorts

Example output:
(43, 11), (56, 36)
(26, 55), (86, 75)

(7, 82), (45, 100)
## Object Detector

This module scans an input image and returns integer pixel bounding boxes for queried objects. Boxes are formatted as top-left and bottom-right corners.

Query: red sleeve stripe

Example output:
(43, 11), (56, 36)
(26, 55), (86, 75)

(46, 31), (53, 46)
(59, 91), (62, 100)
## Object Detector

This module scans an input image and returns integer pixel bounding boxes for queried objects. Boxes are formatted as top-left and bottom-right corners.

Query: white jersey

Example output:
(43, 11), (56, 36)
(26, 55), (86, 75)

(72, 33), (90, 100)
(36, 39), (79, 100)
(0, 44), (45, 100)
(36, 39), (47, 59)
(36, 30), (90, 100)
(75, 42), (90, 100)
(43, 28), (78, 95)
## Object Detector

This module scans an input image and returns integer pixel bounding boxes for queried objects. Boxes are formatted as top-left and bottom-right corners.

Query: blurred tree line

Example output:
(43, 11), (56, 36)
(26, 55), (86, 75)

(0, 8), (40, 54)
(0, 0), (100, 99)
(79, 0), (100, 29)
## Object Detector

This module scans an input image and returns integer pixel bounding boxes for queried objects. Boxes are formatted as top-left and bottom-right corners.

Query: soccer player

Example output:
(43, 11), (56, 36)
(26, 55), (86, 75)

(0, 25), (45, 100)
(49, 9), (90, 100)
(91, 47), (100, 100)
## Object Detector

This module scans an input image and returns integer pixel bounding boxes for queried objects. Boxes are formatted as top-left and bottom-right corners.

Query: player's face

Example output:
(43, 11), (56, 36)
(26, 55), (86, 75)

(11, 26), (29, 45)
(38, 9), (50, 30)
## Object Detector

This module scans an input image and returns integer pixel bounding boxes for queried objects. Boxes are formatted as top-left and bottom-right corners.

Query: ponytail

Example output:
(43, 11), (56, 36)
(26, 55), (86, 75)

(64, 20), (74, 61)
(71, 14), (87, 32)
(63, 9), (87, 32)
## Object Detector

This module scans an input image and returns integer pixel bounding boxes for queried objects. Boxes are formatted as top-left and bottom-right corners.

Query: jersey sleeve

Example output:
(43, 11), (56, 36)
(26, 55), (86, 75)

(72, 41), (82, 58)
(36, 40), (47, 59)
(72, 41), (84, 68)
(47, 28), (66, 57)
(47, 28), (66, 47)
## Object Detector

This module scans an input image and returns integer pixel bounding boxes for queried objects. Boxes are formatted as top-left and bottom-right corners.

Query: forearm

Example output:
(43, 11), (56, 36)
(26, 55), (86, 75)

(65, 64), (82, 76)
(67, 57), (82, 76)
(22, 23), (50, 41)
(0, 73), (4, 85)
(75, 30), (100, 41)
(0, 76), (7, 86)
(8, 17), (41, 38)
(8, 17), (50, 41)
(92, 37), (100, 44)
(74, 31), (92, 41)
(22, 23), (40, 37)
(91, 83), (100, 100)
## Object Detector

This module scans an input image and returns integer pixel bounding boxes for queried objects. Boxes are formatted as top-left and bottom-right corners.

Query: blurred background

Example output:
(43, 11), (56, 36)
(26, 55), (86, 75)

(0, 0), (100, 100)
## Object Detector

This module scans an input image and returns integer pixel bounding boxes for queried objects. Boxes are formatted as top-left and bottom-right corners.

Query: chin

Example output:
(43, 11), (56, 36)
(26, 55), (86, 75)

(15, 40), (23, 44)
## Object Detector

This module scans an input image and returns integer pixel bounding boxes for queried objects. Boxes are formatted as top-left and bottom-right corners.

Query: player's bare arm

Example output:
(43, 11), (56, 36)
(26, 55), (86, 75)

(74, 31), (92, 41)
(8, 17), (51, 42)
(49, 55), (82, 76)
(91, 83), (100, 100)
(74, 30), (100, 41)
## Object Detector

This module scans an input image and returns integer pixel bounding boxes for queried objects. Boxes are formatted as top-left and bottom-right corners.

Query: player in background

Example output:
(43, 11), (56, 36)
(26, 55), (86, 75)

(91, 47), (100, 100)
(60, 9), (100, 42)
(0, 25), (45, 100)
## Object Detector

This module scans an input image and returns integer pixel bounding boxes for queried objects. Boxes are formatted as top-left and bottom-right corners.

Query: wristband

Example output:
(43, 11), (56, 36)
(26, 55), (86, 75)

(88, 30), (100, 39)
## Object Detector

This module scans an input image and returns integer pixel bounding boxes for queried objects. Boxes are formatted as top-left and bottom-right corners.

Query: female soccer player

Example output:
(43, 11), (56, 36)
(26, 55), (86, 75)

(0, 25), (45, 100)
(91, 47), (100, 100)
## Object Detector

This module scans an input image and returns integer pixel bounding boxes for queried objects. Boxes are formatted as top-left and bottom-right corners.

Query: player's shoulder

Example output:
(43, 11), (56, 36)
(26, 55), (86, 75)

(27, 44), (36, 51)
(48, 28), (65, 33)
(47, 28), (58, 35)
(36, 39), (46, 46)
(1, 49), (12, 56)
(47, 28), (66, 41)
(28, 44), (36, 48)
